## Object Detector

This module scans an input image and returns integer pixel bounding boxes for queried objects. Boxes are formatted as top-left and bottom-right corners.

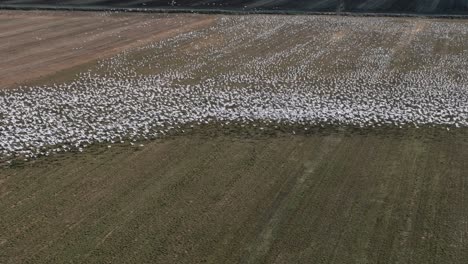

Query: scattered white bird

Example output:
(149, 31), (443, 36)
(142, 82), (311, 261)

(0, 15), (467, 164)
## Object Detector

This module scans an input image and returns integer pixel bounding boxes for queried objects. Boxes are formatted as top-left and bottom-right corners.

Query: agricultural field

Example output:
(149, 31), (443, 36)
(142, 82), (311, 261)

(1, 132), (467, 263)
(0, 11), (213, 88)
(1, 0), (468, 15)
(1, 10), (468, 264)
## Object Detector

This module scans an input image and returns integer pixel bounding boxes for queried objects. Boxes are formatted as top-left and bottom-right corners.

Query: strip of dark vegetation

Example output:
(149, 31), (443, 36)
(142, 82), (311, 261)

(3, 120), (467, 167)
(1, 0), (468, 17)
(1, 4), (468, 19)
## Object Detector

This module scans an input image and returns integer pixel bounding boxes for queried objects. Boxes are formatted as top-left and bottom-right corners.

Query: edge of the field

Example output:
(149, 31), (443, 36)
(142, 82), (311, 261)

(1, 4), (468, 19)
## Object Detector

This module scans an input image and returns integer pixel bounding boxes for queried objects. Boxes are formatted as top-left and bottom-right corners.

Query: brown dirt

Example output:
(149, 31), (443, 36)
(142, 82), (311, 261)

(0, 11), (215, 89)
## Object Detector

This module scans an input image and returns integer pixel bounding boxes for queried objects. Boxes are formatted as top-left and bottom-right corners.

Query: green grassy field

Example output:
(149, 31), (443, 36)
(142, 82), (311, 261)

(1, 130), (468, 263)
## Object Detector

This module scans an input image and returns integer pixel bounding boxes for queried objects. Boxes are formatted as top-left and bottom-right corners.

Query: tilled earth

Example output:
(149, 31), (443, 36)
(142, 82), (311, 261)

(0, 11), (214, 88)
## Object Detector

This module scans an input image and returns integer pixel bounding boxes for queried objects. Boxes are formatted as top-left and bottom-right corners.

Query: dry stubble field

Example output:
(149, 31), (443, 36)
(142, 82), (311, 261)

(0, 11), (468, 264)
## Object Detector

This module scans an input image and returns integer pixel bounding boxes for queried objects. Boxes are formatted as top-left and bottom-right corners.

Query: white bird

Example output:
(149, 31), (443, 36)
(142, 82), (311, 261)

(1, 15), (467, 164)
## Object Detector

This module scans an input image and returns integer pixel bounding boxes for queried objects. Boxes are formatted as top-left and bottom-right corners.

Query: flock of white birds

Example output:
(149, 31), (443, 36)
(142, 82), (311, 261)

(1, 15), (468, 162)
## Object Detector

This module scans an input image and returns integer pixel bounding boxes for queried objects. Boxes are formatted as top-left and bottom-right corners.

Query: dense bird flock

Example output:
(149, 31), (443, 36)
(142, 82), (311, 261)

(1, 15), (468, 162)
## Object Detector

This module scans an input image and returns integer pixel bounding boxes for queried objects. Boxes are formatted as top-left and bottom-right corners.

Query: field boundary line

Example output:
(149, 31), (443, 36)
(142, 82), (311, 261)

(1, 5), (468, 20)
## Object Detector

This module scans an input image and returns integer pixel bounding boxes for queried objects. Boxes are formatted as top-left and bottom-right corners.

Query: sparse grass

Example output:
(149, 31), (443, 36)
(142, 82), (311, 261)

(1, 129), (468, 263)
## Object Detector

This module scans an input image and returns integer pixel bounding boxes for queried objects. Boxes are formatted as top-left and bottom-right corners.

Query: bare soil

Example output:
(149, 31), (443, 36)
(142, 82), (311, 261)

(0, 11), (214, 88)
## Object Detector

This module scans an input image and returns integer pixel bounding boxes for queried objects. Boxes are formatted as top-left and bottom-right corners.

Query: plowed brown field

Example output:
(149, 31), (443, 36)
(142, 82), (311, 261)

(0, 11), (214, 88)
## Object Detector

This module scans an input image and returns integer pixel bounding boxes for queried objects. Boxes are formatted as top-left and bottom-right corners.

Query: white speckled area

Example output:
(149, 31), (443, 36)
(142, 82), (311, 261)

(1, 15), (468, 161)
